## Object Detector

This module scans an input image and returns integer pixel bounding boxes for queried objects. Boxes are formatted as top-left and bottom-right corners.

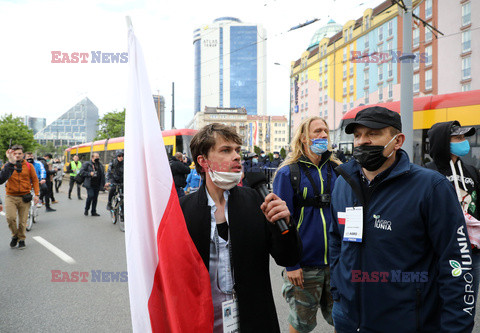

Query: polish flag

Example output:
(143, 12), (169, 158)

(124, 18), (213, 333)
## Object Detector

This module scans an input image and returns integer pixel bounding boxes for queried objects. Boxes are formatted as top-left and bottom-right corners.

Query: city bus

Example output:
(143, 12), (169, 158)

(64, 128), (198, 167)
(338, 90), (480, 167)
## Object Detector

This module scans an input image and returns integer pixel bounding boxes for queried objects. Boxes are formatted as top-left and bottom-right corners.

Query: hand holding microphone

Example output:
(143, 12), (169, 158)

(245, 172), (290, 235)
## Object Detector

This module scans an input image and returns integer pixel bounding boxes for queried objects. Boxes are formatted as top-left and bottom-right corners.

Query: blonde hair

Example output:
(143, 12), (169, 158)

(275, 116), (341, 178)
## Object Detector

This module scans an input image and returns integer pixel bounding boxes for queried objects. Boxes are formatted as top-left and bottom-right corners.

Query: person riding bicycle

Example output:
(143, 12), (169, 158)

(106, 152), (124, 211)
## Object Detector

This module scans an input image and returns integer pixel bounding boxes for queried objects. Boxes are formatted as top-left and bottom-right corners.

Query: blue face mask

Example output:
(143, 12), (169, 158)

(310, 138), (328, 156)
(252, 158), (258, 164)
(450, 140), (470, 157)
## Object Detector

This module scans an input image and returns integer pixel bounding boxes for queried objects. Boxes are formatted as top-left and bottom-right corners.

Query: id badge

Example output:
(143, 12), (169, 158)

(343, 207), (363, 242)
(222, 299), (239, 333)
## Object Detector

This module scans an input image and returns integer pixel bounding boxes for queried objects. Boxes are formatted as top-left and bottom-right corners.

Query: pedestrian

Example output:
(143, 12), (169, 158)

(273, 116), (339, 332)
(180, 123), (302, 332)
(268, 151), (283, 168)
(169, 152), (190, 198)
(67, 154), (83, 200)
(25, 152), (47, 208)
(185, 163), (201, 194)
(4, 145), (40, 249)
(80, 152), (105, 216)
(329, 107), (474, 332)
(44, 154), (58, 205)
(53, 158), (64, 193)
(105, 152), (124, 211)
(427, 120), (480, 302)
(259, 150), (269, 165)
(37, 154), (56, 212)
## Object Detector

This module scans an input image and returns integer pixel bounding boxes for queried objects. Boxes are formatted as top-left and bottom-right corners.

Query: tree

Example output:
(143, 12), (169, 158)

(0, 114), (37, 161)
(253, 146), (262, 156)
(35, 142), (66, 158)
(95, 108), (126, 140)
(280, 147), (287, 159)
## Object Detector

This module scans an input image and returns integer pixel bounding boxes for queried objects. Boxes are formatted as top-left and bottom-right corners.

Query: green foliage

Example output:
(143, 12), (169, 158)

(253, 146), (261, 156)
(280, 147), (287, 159)
(95, 108), (126, 140)
(0, 114), (37, 161)
(267, 152), (273, 162)
(35, 143), (67, 158)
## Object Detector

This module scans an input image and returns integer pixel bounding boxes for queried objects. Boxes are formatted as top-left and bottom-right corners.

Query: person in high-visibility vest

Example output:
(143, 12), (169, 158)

(67, 154), (82, 200)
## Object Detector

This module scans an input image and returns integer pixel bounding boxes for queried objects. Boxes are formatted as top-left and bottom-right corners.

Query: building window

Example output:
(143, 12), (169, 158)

(387, 40), (393, 52)
(414, 73), (420, 92)
(319, 95), (322, 104)
(414, 53), (420, 71)
(413, 28), (420, 48)
(344, 29), (349, 42)
(350, 62), (354, 76)
(425, 0), (433, 19)
(462, 56), (471, 80)
(462, 2), (471, 27)
(462, 83), (471, 92)
(365, 93), (369, 104)
(324, 77), (328, 87)
(324, 93), (328, 102)
(305, 102), (308, 110)
(378, 27), (383, 42)
(379, 87), (383, 101)
(343, 81), (347, 95)
(343, 98), (347, 113)
(349, 27), (353, 41)
(425, 28), (432, 43)
(388, 21), (393, 36)
(378, 65), (383, 82)
(413, 6), (420, 17)
(350, 78), (354, 93)
(319, 61), (323, 74)
(388, 62), (393, 78)
(365, 34), (369, 49)
(324, 107), (328, 117)
(365, 70), (369, 86)
(425, 45), (432, 66)
(301, 103), (304, 111)
(388, 83), (393, 99)
(425, 69), (432, 90)
(462, 30), (471, 53)
(324, 61), (328, 72)
(343, 64), (347, 79)
(306, 72), (308, 81)
(305, 88), (308, 96)
(365, 16), (370, 30)
(343, 48), (347, 62)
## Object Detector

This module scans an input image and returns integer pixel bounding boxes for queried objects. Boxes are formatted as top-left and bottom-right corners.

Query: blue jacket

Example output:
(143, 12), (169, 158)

(329, 150), (474, 332)
(273, 152), (338, 271)
(186, 169), (201, 189)
(32, 160), (46, 181)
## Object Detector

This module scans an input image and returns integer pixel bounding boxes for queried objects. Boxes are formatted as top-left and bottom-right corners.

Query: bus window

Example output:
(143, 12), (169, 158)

(105, 149), (118, 164)
(98, 151), (106, 165)
(77, 153), (90, 162)
(165, 145), (173, 157)
(175, 135), (194, 158)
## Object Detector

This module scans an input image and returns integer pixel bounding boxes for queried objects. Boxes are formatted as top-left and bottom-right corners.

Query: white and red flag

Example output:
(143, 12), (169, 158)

(124, 18), (213, 333)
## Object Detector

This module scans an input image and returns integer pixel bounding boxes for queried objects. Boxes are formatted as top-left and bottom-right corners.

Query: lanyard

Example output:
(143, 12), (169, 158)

(213, 226), (236, 299)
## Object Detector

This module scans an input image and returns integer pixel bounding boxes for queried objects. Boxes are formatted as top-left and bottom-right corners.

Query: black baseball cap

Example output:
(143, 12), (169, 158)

(345, 106), (402, 134)
(451, 124), (475, 137)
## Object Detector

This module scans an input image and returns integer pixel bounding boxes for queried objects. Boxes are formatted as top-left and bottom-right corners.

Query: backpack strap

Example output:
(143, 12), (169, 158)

(291, 161), (332, 209)
(288, 163), (301, 197)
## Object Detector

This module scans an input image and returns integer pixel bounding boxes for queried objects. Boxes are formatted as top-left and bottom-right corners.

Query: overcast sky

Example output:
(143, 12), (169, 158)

(0, 0), (383, 129)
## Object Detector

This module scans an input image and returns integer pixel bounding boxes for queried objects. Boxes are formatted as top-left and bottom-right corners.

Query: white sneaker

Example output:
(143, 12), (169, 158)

(36, 203), (42, 208)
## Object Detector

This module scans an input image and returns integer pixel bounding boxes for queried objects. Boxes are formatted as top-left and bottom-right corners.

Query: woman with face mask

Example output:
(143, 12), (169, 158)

(79, 153), (105, 216)
(272, 116), (341, 332)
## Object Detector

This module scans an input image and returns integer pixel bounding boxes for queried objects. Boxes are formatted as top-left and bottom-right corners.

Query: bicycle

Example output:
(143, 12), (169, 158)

(109, 184), (124, 232)
(26, 195), (38, 232)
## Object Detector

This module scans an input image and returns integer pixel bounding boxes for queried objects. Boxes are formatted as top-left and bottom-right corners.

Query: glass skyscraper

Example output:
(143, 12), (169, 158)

(34, 97), (99, 147)
(193, 17), (266, 115)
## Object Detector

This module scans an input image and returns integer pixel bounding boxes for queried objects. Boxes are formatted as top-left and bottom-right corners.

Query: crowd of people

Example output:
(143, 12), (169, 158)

(1, 148), (124, 248)
(173, 108), (479, 332)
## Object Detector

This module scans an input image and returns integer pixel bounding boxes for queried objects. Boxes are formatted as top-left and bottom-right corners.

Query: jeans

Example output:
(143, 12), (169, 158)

(54, 179), (62, 193)
(332, 301), (357, 333)
(85, 187), (100, 213)
(68, 177), (82, 198)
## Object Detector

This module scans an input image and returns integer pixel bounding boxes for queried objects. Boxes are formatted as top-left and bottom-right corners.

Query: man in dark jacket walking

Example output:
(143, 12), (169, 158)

(105, 152), (124, 210)
(180, 123), (302, 333)
(170, 152), (190, 198)
(80, 152), (105, 216)
(427, 120), (480, 303)
(330, 107), (474, 332)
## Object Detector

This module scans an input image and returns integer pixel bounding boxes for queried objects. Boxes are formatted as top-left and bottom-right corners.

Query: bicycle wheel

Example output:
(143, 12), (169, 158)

(26, 206), (33, 231)
(118, 203), (125, 232)
(111, 208), (118, 224)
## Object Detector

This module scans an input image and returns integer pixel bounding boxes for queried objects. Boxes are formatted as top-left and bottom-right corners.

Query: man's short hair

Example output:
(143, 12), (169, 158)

(11, 144), (23, 152)
(44, 153), (53, 159)
(190, 123), (242, 177)
(175, 152), (183, 160)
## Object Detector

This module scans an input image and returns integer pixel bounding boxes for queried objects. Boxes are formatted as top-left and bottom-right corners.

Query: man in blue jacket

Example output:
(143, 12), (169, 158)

(273, 116), (340, 333)
(329, 106), (474, 332)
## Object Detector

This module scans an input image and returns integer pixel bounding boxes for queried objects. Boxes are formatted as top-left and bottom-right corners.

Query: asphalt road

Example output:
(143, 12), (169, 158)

(0, 183), (479, 332)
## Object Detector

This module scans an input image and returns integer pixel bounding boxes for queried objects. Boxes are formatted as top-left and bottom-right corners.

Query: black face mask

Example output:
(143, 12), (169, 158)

(94, 158), (100, 163)
(26, 158), (34, 164)
(353, 135), (397, 172)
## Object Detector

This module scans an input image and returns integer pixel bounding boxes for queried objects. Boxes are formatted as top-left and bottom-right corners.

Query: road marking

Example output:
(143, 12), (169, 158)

(33, 236), (76, 264)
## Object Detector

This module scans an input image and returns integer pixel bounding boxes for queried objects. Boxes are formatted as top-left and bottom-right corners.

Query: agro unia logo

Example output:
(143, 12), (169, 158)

(450, 260), (463, 277)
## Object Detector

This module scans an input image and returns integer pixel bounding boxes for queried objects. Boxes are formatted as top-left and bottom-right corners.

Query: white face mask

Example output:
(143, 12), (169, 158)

(208, 170), (242, 190)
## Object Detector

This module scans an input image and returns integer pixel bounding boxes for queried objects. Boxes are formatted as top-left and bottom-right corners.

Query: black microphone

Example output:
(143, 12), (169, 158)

(245, 172), (290, 235)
